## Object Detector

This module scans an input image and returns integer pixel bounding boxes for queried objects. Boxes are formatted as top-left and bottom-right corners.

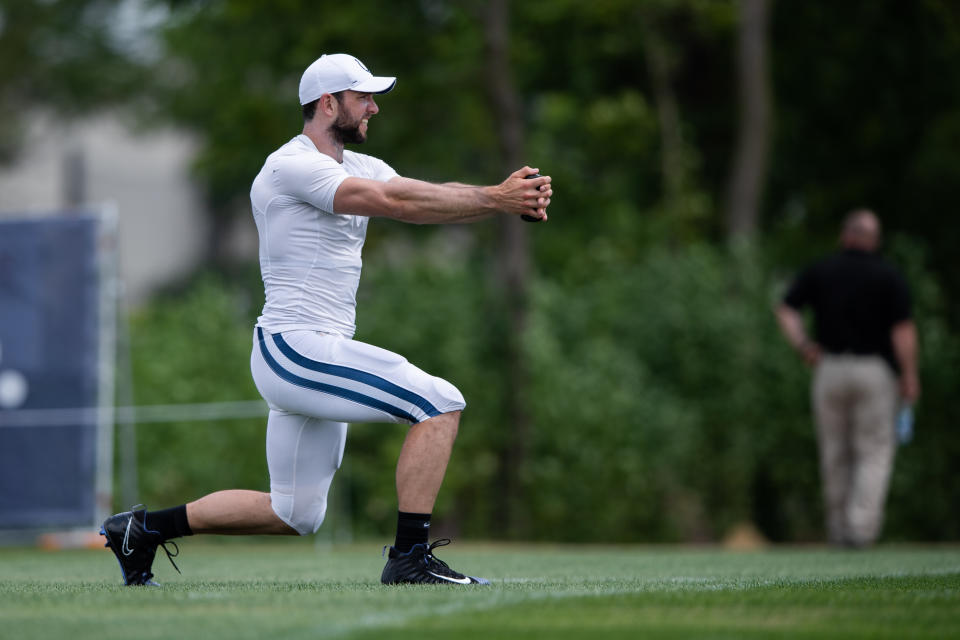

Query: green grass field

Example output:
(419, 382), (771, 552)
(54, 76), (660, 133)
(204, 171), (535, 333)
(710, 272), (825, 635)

(1, 540), (958, 639)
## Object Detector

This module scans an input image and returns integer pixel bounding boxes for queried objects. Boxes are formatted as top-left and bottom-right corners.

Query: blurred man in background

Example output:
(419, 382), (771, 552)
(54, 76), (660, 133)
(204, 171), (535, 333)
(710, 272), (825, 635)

(775, 209), (919, 547)
(101, 53), (551, 587)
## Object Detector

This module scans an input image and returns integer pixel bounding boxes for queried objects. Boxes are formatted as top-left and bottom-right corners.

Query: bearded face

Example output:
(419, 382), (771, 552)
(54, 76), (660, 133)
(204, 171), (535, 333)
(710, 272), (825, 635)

(331, 104), (366, 144)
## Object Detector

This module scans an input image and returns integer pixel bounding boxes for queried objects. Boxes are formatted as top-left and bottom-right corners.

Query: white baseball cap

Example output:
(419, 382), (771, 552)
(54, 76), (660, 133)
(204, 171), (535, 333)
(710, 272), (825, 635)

(298, 54), (396, 105)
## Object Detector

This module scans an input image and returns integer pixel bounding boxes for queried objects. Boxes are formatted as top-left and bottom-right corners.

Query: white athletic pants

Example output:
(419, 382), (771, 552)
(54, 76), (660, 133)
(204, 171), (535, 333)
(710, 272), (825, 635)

(250, 327), (465, 534)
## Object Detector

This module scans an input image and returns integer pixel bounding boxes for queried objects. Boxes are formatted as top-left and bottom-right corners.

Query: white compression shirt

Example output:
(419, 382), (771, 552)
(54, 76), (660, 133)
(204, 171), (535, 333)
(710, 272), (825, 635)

(250, 134), (398, 337)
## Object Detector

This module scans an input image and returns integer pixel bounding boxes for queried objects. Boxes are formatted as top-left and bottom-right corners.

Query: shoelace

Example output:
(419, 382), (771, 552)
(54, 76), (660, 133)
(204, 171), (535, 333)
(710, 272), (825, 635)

(382, 538), (459, 576)
(160, 540), (182, 574)
(131, 504), (181, 575)
(427, 538), (452, 551)
(381, 538), (452, 558)
(422, 539), (458, 575)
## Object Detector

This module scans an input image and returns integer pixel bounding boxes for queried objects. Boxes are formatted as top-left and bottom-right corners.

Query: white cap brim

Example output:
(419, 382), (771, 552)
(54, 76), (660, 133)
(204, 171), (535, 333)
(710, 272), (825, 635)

(352, 76), (396, 94)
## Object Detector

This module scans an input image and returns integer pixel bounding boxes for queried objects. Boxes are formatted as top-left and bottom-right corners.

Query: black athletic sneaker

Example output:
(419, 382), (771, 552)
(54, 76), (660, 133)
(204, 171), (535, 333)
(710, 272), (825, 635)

(100, 506), (180, 586)
(381, 538), (490, 585)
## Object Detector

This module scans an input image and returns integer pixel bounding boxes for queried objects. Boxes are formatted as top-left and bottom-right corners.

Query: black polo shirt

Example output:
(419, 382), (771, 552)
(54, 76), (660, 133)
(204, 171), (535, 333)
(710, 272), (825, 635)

(783, 249), (911, 372)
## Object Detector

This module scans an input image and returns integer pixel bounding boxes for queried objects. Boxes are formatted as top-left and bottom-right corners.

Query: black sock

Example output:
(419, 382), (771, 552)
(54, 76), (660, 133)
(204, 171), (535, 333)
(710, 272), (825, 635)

(145, 505), (193, 541)
(394, 511), (431, 552)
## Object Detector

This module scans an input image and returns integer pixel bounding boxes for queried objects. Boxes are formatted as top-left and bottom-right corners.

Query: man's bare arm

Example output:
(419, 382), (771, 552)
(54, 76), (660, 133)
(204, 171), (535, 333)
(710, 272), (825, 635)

(775, 303), (820, 365)
(332, 167), (552, 224)
(892, 319), (920, 402)
(431, 182), (529, 223)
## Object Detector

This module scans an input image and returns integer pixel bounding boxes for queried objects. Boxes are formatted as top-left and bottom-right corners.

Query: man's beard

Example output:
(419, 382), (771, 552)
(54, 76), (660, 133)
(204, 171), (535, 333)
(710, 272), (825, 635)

(331, 112), (366, 144)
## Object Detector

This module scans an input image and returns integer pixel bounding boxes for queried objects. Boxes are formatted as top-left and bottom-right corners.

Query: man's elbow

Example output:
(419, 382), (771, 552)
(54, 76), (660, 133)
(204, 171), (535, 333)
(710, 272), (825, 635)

(369, 182), (424, 222)
(370, 193), (406, 219)
(332, 193), (390, 218)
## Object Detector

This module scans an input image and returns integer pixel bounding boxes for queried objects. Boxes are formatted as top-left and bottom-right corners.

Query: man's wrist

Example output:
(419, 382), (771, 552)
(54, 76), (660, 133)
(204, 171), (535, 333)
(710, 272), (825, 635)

(480, 185), (499, 212)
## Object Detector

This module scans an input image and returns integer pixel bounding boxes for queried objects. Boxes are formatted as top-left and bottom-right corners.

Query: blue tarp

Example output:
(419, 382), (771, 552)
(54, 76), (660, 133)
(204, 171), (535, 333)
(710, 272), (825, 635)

(0, 215), (101, 529)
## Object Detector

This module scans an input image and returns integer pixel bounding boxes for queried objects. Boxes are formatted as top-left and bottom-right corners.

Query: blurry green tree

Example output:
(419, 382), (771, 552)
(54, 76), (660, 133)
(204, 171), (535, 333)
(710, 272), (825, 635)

(725, 0), (770, 240)
(0, 0), (140, 162)
(10, 0), (957, 542)
(127, 0), (960, 542)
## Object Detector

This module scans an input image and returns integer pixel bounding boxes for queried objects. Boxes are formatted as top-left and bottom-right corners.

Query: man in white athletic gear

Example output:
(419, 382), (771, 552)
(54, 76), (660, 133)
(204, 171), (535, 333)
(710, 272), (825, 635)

(101, 53), (552, 586)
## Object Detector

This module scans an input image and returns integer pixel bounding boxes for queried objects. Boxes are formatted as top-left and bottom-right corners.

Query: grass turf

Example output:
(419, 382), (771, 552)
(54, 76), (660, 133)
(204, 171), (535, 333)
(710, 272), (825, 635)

(1, 540), (958, 639)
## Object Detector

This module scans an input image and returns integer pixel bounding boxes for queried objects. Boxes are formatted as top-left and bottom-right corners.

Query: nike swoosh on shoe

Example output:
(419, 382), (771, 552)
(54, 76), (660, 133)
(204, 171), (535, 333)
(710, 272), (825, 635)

(426, 571), (472, 585)
(122, 516), (135, 556)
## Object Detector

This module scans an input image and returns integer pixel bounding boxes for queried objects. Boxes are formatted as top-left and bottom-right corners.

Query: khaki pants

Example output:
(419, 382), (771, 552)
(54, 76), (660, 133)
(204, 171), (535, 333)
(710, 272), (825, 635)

(812, 355), (898, 547)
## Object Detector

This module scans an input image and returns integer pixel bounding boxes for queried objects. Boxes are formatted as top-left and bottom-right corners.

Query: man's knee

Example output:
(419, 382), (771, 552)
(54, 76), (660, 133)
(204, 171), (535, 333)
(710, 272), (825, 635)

(432, 377), (466, 415)
(270, 489), (328, 535)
